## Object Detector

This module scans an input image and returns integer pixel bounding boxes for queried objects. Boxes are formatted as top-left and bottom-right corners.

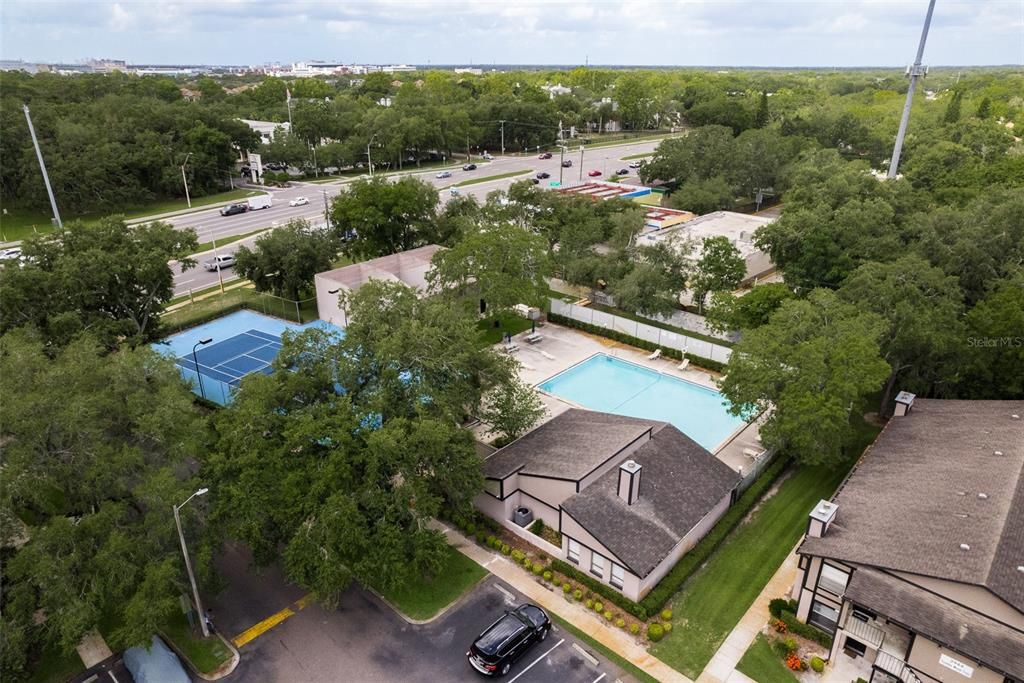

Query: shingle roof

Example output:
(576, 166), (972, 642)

(800, 399), (1024, 611)
(844, 567), (1024, 681)
(482, 409), (661, 481)
(561, 424), (740, 578)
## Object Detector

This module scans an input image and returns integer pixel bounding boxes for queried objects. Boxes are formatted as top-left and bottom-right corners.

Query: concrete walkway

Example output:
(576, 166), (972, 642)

(696, 544), (802, 683)
(434, 520), (692, 683)
(76, 629), (113, 667)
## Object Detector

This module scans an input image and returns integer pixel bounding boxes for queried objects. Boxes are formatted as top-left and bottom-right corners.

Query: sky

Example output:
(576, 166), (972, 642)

(1, 0), (1022, 67)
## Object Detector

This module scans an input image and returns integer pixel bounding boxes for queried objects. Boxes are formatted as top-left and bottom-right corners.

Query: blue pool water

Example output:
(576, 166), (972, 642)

(538, 354), (745, 451)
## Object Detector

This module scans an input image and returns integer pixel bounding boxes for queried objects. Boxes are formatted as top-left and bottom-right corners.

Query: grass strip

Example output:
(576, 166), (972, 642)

(736, 633), (799, 683)
(162, 610), (232, 674)
(373, 545), (487, 621)
(650, 412), (881, 678)
(452, 170), (532, 188)
(194, 228), (269, 254)
(549, 614), (661, 683)
(621, 152), (655, 160)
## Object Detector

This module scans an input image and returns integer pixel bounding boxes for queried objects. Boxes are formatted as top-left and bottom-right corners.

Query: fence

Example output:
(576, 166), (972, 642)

(550, 299), (733, 364)
(737, 449), (777, 494)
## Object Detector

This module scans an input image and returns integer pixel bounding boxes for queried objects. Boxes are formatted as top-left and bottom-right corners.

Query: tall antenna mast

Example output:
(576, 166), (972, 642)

(887, 0), (937, 179)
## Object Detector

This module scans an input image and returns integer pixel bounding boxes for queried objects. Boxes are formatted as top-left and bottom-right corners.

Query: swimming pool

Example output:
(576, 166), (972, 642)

(538, 354), (745, 451)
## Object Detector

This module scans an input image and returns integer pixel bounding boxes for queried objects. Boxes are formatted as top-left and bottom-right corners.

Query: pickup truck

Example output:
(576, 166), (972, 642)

(203, 254), (236, 272)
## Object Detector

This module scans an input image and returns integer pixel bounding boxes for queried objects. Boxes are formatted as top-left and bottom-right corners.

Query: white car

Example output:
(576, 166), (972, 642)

(203, 254), (236, 272)
(436, 170), (452, 179)
(0, 247), (22, 261)
(628, 161), (644, 169)
(288, 196), (309, 207)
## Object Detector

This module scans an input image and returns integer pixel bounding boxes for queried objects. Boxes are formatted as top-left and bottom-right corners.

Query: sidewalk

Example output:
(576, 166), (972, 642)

(696, 543), (801, 683)
(433, 520), (692, 683)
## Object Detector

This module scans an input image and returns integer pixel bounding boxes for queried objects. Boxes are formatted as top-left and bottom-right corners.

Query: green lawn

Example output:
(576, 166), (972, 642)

(621, 152), (655, 160)
(476, 313), (534, 345)
(0, 189), (260, 242)
(162, 286), (318, 333)
(194, 228), (268, 254)
(25, 643), (82, 683)
(161, 610), (232, 674)
(550, 614), (660, 683)
(633, 193), (662, 206)
(453, 170), (532, 188)
(375, 545), (486, 621)
(737, 633), (799, 683)
(650, 412), (881, 678)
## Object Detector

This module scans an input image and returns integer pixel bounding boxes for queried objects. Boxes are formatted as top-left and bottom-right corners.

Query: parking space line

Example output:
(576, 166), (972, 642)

(572, 642), (599, 666)
(232, 594), (313, 648)
(592, 674), (607, 683)
(507, 639), (565, 683)
(495, 584), (517, 603)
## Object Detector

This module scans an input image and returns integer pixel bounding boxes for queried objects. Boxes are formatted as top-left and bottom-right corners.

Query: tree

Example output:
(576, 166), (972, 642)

(705, 282), (795, 334)
(0, 331), (207, 677)
(957, 271), (1024, 399)
(690, 236), (746, 313)
(234, 220), (338, 300)
(718, 289), (891, 467)
(428, 222), (550, 315)
(670, 176), (735, 214)
(838, 255), (964, 415)
(641, 125), (736, 187)
(330, 176), (439, 260)
(943, 90), (963, 124)
(610, 239), (689, 317)
(754, 91), (769, 128)
(0, 217), (197, 348)
(975, 96), (992, 119)
(481, 380), (546, 446)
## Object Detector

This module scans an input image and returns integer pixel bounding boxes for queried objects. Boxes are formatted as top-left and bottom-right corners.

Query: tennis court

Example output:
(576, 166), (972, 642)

(156, 310), (343, 405)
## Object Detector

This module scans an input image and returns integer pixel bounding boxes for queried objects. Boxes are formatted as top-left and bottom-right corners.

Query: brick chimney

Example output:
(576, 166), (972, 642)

(807, 500), (838, 538)
(617, 460), (642, 505)
(893, 391), (916, 417)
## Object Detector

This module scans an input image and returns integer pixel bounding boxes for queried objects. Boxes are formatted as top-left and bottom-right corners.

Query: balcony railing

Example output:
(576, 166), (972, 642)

(874, 650), (923, 683)
(843, 615), (883, 648)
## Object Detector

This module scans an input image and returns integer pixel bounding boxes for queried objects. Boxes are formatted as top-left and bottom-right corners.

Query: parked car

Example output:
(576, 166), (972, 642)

(617, 168), (629, 175)
(588, 170), (602, 177)
(482, 152), (494, 160)
(219, 203), (248, 216)
(203, 254), (236, 272)
(529, 178), (540, 185)
(0, 247), (22, 261)
(628, 160), (644, 169)
(536, 172), (550, 179)
(289, 196), (309, 207)
(124, 636), (190, 683)
(538, 152), (552, 159)
(467, 604), (551, 677)
(463, 164), (477, 171)
(436, 170), (453, 179)
(561, 160), (573, 168)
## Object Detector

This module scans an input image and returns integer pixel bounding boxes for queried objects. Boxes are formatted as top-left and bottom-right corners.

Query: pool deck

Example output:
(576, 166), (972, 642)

(477, 322), (762, 474)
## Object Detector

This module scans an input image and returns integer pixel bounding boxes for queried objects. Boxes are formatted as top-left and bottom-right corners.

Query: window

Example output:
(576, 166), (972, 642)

(567, 538), (580, 564)
(808, 600), (840, 634)
(610, 563), (625, 589)
(818, 563), (850, 596)
(590, 552), (606, 578)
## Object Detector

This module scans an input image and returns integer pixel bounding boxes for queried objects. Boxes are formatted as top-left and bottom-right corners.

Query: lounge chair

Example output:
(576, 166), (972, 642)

(647, 349), (662, 361)
(677, 358), (690, 371)
(742, 447), (761, 459)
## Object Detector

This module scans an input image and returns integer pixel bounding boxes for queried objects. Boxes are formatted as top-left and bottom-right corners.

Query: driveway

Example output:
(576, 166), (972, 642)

(211, 543), (635, 683)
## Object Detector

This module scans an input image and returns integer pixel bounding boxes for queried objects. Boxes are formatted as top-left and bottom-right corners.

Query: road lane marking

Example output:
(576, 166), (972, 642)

(508, 638), (564, 683)
(231, 594), (313, 648)
(572, 642), (599, 666)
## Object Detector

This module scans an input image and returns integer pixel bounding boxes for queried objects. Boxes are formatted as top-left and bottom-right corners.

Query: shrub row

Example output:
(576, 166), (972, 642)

(779, 610), (834, 650)
(638, 454), (790, 614)
(550, 558), (649, 620)
(547, 312), (727, 373)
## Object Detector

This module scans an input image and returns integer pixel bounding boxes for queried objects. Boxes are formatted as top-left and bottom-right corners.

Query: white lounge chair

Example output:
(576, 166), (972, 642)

(647, 349), (662, 361)
(677, 358), (690, 371)
(743, 447), (761, 459)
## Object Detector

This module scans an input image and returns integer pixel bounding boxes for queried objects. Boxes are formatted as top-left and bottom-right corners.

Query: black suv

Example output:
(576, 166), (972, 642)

(463, 163), (477, 171)
(536, 172), (550, 179)
(468, 604), (550, 677)
(220, 203), (248, 217)
(561, 160), (573, 168)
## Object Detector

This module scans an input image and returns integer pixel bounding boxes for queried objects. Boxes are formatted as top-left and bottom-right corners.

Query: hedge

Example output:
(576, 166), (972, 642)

(547, 312), (727, 373)
(637, 455), (791, 615)
(551, 558), (649, 620)
(779, 610), (834, 649)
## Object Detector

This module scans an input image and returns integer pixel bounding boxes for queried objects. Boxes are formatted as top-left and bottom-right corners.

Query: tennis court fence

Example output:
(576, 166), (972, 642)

(163, 290), (318, 334)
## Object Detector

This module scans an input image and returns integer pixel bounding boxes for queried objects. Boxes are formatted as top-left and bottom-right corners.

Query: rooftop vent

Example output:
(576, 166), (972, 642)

(1017, 566), (1024, 573)
(1012, 414), (1020, 420)
(960, 544), (971, 551)
(617, 460), (642, 505)
(978, 492), (989, 500)
(807, 500), (839, 538)
(994, 450), (1004, 456)
(893, 391), (916, 416)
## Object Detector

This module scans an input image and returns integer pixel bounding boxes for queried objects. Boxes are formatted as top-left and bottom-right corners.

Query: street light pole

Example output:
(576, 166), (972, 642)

(174, 487), (210, 638)
(192, 338), (213, 400)
(181, 152), (193, 208)
(23, 104), (63, 230)
(579, 145), (585, 182)
(367, 133), (378, 177)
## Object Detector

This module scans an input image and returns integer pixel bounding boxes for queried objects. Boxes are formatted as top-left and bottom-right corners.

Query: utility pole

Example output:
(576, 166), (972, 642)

(579, 145), (585, 182)
(888, 0), (936, 179)
(322, 189), (330, 228)
(558, 120), (565, 185)
(367, 133), (378, 177)
(181, 152), (193, 208)
(499, 120), (505, 155)
(23, 104), (62, 230)
(286, 86), (294, 130)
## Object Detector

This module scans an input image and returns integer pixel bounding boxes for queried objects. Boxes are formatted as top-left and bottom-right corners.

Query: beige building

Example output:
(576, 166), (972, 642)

(476, 409), (740, 602)
(793, 395), (1024, 683)
(314, 244), (443, 327)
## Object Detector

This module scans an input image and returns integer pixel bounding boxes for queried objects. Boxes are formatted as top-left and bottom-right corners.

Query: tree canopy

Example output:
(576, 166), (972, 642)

(234, 219), (338, 300)
(330, 176), (439, 260)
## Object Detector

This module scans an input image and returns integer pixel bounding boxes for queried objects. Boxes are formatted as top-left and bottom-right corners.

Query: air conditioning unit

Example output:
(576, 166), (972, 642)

(513, 506), (533, 527)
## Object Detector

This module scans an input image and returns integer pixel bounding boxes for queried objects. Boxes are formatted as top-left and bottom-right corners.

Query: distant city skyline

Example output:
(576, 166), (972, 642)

(2, 1), (1022, 68)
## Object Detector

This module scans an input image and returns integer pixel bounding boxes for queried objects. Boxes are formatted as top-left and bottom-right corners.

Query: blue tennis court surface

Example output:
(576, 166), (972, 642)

(176, 329), (282, 387)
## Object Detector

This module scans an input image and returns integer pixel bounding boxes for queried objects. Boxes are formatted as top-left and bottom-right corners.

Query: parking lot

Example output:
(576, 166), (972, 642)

(212, 544), (634, 683)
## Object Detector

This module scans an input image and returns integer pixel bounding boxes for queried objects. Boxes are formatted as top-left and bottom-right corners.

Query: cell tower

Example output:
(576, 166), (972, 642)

(887, 0), (937, 179)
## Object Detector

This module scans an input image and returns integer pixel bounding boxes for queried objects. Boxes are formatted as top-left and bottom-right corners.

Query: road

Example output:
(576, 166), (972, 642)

(168, 138), (667, 296)
(211, 543), (637, 683)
